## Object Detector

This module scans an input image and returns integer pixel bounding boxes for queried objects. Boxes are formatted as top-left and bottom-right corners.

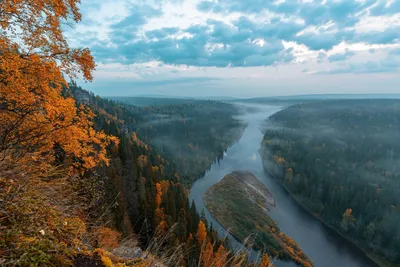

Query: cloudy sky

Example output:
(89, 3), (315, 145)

(67, 0), (400, 97)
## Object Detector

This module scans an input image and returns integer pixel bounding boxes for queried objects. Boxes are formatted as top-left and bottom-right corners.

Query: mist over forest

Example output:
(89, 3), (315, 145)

(261, 99), (400, 265)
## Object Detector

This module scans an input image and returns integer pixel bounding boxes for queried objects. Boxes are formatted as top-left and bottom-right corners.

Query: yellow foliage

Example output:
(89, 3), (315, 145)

(94, 248), (114, 267)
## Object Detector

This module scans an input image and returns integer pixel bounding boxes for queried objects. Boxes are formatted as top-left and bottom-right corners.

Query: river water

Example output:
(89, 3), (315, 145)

(189, 103), (378, 267)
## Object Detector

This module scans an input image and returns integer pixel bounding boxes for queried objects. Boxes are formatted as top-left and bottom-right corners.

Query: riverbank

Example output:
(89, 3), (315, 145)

(204, 171), (313, 267)
(260, 158), (389, 267)
(190, 103), (378, 267)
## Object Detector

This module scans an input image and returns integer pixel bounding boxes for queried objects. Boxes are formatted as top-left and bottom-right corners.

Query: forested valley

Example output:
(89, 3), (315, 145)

(64, 83), (255, 265)
(70, 83), (245, 184)
(261, 100), (400, 266)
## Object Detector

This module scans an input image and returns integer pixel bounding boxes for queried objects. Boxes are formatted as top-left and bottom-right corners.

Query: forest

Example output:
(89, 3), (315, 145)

(261, 99), (400, 266)
(71, 84), (245, 185)
(133, 101), (245, 184)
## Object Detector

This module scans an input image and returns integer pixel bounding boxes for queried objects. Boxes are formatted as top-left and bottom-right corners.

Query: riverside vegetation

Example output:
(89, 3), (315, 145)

(261, 100), (400, 267)
(204, 172), (313, 267)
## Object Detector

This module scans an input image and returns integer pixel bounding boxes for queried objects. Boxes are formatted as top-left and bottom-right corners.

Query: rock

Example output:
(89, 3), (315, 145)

(112, 246), (142, 259)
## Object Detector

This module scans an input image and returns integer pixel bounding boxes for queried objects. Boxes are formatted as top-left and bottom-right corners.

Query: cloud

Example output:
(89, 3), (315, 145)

(369, 0), (400, 16)
(317, 52), (327, 63)
(75, 0), (400, 79)
(233, 16), (305, 41)
(109, 3), (162, 43)
(389, 48), (400, 55)
(328, 49), (356, 62)
(295, 31), (340, 51)
(314, 58), (400, 74)
(355, 27), (400, 44)
(92, 18), (295, 67)
(197, 1), (223, 13)
(198, 0), (375, 27)
(145, 27), (180, 39)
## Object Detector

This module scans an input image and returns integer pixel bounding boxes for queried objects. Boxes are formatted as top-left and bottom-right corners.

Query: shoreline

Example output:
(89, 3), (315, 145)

(261, 161), (392, 267)
(203, 172), (314, 267)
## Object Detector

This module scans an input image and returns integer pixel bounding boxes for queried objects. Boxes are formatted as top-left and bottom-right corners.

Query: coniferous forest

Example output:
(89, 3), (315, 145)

(261, 100), (400, 266)
(65, 83), (250, 265)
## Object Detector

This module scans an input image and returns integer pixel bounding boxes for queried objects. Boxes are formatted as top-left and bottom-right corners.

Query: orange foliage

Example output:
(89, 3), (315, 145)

(259, 253), (271, 267)
(0, 0), (117, 174)
(197, 221), (207, 244)
(214, 244), (228, 267)
(202, 241), (214, 267)
(160, 180), (170, 199)
(155, 183), (163, 208)
(0, 1), (118, 265)
(343, 208), (356, 223)
(94, 227), (121, 250)
(154, 183), (167, 233)
(152, 166), (159, 173)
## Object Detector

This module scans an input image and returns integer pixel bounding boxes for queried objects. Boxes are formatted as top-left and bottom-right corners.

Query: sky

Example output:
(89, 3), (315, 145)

(66, 0), (400, 97)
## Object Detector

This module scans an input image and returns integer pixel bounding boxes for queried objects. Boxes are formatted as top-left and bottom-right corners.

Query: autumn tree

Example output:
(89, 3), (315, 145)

(0, 0), (116, 176)
(202, 241), (214, 267)
(341, 208), (356, 231)
(197, 221), (207, 244)
(154, 182), (167, 233)
(155, 183), (163, 208)
(259, 253), (271, 267)
(214, 244), (228, 267)
(0, 1), (116, 265)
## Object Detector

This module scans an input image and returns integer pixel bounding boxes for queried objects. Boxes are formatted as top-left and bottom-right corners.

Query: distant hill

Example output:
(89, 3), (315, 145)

(108, 96), (198, 107)
(109, 94), (400, 107)
(108, 96), (237, 106)
(231, 94), (400, 106)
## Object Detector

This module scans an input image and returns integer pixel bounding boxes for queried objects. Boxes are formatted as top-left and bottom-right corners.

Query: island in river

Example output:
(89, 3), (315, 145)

(204, 171), (313, 267)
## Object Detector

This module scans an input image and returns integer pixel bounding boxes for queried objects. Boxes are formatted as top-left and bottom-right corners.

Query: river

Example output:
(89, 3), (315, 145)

(189, 103), (378, 267)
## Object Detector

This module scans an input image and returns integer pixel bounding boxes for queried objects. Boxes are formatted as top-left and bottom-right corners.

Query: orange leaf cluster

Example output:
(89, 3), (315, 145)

(202, 241), (214, 267)
(259, 253), (271, 267)
(155, 183), (163, 208)
(214, 244), (228, 267)
(0, 0), (117, 175)
(94, 227), (122, 250)
(196, 221), (207, 244)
